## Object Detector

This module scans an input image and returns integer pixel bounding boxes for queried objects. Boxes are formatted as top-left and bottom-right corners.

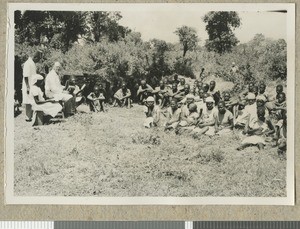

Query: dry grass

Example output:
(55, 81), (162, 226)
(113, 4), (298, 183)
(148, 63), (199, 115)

(14, 104), (286, 197)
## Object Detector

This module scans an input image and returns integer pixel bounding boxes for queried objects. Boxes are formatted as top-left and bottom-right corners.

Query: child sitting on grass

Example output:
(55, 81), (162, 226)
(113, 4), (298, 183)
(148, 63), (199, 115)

(87, 85), (106, 112)
(143, 96), (160, 128)
(164, 99), (182, 131)
(237, 107), (274, 151)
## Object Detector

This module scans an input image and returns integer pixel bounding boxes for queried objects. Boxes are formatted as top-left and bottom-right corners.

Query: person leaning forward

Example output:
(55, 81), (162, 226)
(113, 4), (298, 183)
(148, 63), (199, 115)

(45, 62), (75, 117)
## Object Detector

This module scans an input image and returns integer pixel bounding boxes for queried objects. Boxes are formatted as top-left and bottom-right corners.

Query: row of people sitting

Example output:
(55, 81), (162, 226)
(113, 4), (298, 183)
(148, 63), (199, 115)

(143, 87), (287, 155)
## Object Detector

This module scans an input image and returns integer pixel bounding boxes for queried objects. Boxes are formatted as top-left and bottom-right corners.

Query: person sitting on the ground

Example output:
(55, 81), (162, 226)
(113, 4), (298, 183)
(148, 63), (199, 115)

(234, 93), (256, 129)
(172, 74), (180, 85)
(45, 62), (75, 117)
(234, 99), (247, 129)
(239, 82), (255, 100)
(30, 74), (62, 125)
(143, 96), (160, 128)
(237, 106), (275, 151)
(166, 82), (181, 102)
(192, 96), (218, 136)
(137, 80), (153, 104)
(230, 62), (239, 74)
(252, 85), (259, 97)
(178, 103), (199, 128)
(177, 84), (191, 103)
(214, 100), (234, 135)
(87, 85), (106, 112)
(256, 95), (269, 117)
(275, 84), (284, 100)
(65, 75), (86, 108)
(164, 99), (181, 131)
(209, 80), (221, 105)
(191, 80), (199, 96)
(222, 91), (239, 113)
(153, 80), (168, 107)
(114, 83), (132, 108)
(258, 82), (269, 102)
(274, 109), (287, 156)
(180, 94), (195, 121)
(178, 78), (186, 91)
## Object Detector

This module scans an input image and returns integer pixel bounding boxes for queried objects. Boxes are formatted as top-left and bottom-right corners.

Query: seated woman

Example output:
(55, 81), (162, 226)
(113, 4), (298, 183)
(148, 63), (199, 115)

(30, 74), (62, 125)
(214, 101), (234, 135)
(143, 96), (160, 128)
(87, 85), (106, 112)
(164, 99), (182, 131)
(237, 107), (274, 151)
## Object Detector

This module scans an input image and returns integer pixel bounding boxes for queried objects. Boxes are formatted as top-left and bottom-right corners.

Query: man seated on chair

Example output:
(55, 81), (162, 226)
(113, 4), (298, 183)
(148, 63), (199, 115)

(45, 62), (75, 117)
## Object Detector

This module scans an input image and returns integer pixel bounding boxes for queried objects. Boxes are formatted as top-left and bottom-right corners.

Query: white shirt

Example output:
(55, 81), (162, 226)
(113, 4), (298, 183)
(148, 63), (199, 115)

(22, 57), (37, 104)
(45, 69), (64, 98)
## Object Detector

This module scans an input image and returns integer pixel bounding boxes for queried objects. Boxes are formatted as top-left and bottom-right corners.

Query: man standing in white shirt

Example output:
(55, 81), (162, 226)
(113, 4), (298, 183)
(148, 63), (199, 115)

(45, 62), (74, 117)
(22, 51), (42, 121)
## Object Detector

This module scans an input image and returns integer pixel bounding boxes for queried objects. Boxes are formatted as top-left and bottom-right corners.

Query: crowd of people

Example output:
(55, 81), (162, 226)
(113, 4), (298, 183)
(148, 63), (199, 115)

(16, 52), (287, 156)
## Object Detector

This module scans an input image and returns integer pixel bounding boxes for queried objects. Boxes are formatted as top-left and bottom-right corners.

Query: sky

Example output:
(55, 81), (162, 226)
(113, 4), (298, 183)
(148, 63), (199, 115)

(118, 11), (287, 45)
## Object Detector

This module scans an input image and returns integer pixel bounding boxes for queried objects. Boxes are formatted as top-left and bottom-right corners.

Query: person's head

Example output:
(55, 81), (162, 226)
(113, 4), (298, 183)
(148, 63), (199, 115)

(146, 96), (155, 107)
(159, 80), (165, 87)
(257, 106), (266, 121)
(223, 92), (231, 101)
(32, 74), (44, 87)
(141, 80), (146, 86)
(186, 94), (195, 105)
(172, 82), (178, 91)
(194, 80), (199, 86)
(203, 83), (209, 93)
(184, 84), (190, 94)
(248, 82), (255, 92)
(218, 101), (226, 114)
(170, 99), (178, 110)
(198, 89), (204, 99)
(69, 76), (76, 86)
(276, 85), (284, 94)
(277, 92), (286, 103)
(53, 62), (62, 74)
(163, 78), (168, 84)
(239, 99), (247, 110)
(247, 93), (256, 105)
(93, 85), (100, 94)
(180, 78), (185, 85)
(32, 51), (42, 63)
(188, 103), (197, 113)
(121, 83), (127, 90)
(252, 85), (258, 96)
(205, 96), (214, 110)
(209, 80), (216, 90)
(202, 92), (209, 102)
(197, 81), (203, 89)
(256, 95), (267, 107)
(259, 82), (266, 94)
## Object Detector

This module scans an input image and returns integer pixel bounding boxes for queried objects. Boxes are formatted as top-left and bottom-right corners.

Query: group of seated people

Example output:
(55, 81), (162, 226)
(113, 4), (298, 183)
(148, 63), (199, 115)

(142, 78), (287, 156)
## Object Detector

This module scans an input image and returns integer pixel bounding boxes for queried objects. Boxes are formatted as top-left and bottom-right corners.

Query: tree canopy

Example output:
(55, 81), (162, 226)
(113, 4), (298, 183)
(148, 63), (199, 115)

(174, 26), (199, 57)
(203, 11), (241, 54)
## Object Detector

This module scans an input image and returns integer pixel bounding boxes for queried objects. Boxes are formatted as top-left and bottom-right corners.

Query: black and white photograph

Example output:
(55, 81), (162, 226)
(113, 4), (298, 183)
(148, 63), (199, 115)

(5, 3), (295, 205)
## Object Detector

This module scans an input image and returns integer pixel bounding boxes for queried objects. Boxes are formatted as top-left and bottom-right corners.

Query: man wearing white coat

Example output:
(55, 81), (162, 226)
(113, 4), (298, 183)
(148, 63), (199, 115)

(22, 51), (42, 121)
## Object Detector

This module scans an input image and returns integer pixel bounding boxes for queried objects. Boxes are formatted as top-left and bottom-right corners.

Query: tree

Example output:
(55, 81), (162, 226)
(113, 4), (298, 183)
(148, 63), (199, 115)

(203, 11), (241, 54)
(174, 26), (199, 57)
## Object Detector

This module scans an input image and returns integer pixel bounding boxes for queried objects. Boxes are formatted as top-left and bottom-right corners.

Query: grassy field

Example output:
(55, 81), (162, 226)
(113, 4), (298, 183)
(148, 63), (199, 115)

(14, 102), (286, 197)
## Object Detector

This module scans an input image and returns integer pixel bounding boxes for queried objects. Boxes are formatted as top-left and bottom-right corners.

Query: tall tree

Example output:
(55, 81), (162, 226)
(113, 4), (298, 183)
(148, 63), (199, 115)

(203, 11), (241, 54)
(174, 26), (199, 57)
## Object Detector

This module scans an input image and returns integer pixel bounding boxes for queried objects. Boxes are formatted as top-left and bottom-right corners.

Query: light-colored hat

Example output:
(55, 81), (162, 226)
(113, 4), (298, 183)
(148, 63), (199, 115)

(146, 96), (155, 102)
(186, 94), (195, 99)
(256, 95), (267, 102)
(247, 93), (256, 100)
(206, 96), (214, 103)
(31, 74), (44, 85)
